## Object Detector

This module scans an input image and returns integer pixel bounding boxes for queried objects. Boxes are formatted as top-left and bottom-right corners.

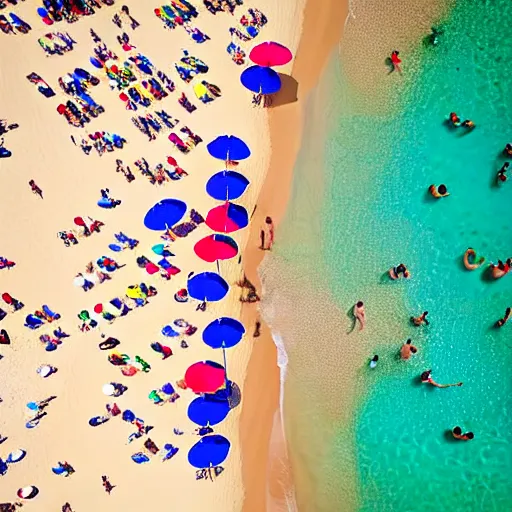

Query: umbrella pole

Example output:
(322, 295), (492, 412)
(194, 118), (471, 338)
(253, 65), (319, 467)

(222, 346), (228, 385)
(216, 259), (220, 275)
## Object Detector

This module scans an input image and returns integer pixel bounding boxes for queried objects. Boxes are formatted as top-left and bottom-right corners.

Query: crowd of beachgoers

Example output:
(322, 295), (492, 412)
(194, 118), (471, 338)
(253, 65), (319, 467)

(0, 0), (282, 509)
(355, 43), (512, 445)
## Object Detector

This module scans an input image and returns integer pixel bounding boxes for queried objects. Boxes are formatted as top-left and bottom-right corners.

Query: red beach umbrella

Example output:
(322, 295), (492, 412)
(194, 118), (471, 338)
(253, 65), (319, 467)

(206, 202), (249, 233)
(184, 361), (226, 393)
(194, 234), (239, 263)
(249, 41), (292, 67)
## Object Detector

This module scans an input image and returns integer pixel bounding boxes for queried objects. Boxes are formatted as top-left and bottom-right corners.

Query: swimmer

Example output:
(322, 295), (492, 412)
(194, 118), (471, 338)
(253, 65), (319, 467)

(429, 184), (450, 198)
(421, 370), (463, 388)
(504, 143), (512, 157)
(411, 311), (429, 326)
(449, 112), (461, 127)
(389, 263), (410, 280)
(391, 50), (402, 73)
(354, 301), (366, 331)
(452, 426), (474, 441)
(497, 162), (509, 183)
(463, 248), (485, 270)
(490, 258), (511, 279)
(496, 307), (511, 328)
(400, 339), (418, 360)
(461, 119), (476, 131)
(369, 355), (378, 369)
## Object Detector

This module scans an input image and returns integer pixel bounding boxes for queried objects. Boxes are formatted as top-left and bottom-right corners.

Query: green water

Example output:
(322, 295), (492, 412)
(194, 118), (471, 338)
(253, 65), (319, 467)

(263, 0), (512, 510)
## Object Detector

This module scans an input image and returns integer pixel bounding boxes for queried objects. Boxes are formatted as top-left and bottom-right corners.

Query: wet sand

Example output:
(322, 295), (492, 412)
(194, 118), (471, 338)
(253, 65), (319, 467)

(239, 0), (348, 510)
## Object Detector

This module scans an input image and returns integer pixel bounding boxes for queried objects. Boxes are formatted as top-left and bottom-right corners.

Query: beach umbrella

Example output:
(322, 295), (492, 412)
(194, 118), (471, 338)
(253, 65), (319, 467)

(88, 416), (110, 427)
(194, 235), (238, 263)
(207, 135), (251, 161)
(249, 41), (293, 67)
(144, 199), (187, 230)
(6, 449), (26, 464)
(241, 66), (281, 95)
(206, 171), (250, 201)
(0, 458), (7, 476)
(188, 435), (231, 468)
(202, 317), (245, 349)
(184, 361), (226, 393)
(187, 272), (229, 302)
(206, 202), (249, 233)
(188, 397), (230, 426)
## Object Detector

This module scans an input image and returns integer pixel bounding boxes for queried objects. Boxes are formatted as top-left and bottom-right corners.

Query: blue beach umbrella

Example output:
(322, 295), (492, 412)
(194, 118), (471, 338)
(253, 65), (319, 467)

(206, 171), (250, 201)
(90, 57), (104, 69)
(207, 135), (251, 161)
(203, 317), (245, 349)
(187, 272), (229, 302)
(240, 65), (281, 95)
(188, 435), (231, 468)
(144, 199), (187, 230)
(188, 397), (231, 426)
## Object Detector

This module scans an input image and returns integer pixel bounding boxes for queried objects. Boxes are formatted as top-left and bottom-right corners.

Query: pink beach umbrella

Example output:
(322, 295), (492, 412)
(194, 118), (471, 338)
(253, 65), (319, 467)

(249, 41), (292, 67)
(194, 234), (239, 263)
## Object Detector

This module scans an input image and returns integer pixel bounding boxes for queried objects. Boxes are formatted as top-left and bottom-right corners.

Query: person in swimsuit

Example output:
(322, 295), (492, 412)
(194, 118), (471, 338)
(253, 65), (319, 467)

(496, 307), (511, 328)
(400, 339), (418, 360)
(369, 355), (378, 369)
(449, 112), (461, 127)
(421, 370), (462, 388)
(429, 184), (449, 198)
(389, 263), (410, 280)
(390, 50), (402, 73)
(354, 301), (366, 331)
(497, 162), (509, 183)
(411, 311), (429, 326)
(452, 426), (474, 440)
(461, 119), (476, 131)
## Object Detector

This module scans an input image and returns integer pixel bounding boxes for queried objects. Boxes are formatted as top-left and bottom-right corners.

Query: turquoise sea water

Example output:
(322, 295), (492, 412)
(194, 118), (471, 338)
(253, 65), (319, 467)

(263, 0), (512, 510)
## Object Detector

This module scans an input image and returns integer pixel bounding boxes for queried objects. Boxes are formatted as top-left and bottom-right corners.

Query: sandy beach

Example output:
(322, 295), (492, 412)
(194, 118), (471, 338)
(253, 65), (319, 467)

(0, 0), (317, 510)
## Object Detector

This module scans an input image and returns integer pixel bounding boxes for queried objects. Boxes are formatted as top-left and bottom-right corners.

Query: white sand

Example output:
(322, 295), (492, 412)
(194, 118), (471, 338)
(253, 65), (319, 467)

(0, 0), (306, 510)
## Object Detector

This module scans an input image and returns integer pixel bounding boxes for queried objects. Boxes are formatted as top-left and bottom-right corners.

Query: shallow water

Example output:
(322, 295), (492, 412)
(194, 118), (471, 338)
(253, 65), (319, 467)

(262, 0), (512, 510)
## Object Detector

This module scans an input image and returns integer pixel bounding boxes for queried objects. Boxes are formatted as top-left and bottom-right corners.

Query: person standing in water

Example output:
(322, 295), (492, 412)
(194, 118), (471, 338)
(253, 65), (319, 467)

(421, 370), (462, 388)
(400, 339), (418, 360)
(354, 301), (366, 331)
(369, 355), (378, 369)
(411, 311), (429, 326)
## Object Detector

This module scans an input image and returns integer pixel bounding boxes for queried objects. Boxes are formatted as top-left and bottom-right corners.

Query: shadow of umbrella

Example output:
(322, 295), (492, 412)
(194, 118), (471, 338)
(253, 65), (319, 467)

(270, 73), (298, 108)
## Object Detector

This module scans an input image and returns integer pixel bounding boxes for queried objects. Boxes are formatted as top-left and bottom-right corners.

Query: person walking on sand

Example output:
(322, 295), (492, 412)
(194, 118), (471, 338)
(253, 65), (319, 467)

(354, 301), (366, 331)
(400, 338), (418, 360)
(102, 475), (115, 494)
(420, 370), (462, 388)
(260, 216), (274, 250)
(391, 50), (402, 73)
(29, 180), (43, 199)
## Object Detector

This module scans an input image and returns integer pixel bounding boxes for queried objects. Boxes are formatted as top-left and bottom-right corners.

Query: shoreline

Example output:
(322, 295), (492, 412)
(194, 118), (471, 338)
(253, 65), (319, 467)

(239, 0), (349, 509)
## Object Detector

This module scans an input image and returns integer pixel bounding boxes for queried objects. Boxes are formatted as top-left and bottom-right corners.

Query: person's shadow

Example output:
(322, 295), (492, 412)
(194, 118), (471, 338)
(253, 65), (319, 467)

(346, 305), (357, 334)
